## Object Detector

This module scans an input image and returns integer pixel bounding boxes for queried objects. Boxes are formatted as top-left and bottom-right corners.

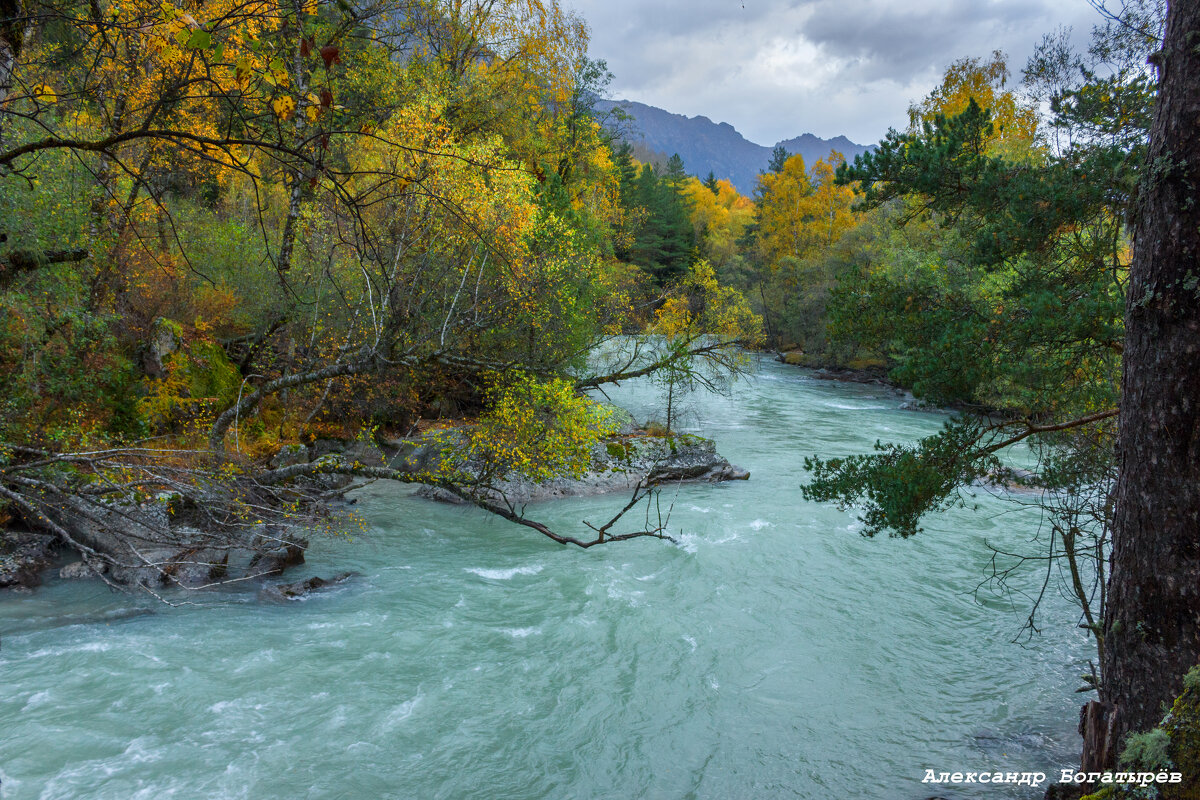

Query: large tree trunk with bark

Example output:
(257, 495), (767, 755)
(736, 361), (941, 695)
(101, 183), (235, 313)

(1092, 0), (1200, 764)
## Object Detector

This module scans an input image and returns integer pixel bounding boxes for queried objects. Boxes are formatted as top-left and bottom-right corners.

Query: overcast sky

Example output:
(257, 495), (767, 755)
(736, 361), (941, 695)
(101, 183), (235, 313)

(563, 0), (1099, 146)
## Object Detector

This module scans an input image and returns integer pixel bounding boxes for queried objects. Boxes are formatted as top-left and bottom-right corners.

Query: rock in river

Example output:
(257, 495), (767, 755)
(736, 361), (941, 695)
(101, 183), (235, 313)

(260, 572), (360, 601)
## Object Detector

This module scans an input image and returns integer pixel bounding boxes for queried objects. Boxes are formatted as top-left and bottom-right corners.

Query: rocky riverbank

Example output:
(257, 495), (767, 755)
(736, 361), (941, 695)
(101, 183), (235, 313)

(0, 532), (59, 591)
(0, 507), (311, 594)
(0, 428), (747, 594)
(774, 350), (960, 412)
(775, 350), (897, 387)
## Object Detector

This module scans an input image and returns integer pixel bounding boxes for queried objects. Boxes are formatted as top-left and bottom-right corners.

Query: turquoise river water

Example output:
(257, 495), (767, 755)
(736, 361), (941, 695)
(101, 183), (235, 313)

(0, 357), (1093, 799)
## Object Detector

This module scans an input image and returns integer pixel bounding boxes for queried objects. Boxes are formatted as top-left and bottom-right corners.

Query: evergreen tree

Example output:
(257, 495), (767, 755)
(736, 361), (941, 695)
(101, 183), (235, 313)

(768, 145), (789, 173)
(626, 162), (694, 285)
(613, 142), (639, 195)
(629, 163), (667, 269)
(663, 153), (688, 189)
(1099, 0), (1200, 763)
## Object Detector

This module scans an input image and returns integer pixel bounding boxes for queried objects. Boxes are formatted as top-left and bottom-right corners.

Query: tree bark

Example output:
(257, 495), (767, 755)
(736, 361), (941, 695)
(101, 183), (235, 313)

(0, 0), (23, 157)
(1095, 0), (1200, 761)
(0, 248), (89, 285)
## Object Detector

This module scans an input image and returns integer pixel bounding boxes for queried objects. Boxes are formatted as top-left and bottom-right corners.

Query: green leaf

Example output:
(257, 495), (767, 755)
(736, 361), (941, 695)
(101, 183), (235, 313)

(185, 29), (211, 50)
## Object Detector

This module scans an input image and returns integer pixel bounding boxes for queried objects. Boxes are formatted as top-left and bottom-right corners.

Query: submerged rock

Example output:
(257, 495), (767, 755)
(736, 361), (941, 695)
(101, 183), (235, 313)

(3, 607), (155, 635)
(260, 571), (359, 601)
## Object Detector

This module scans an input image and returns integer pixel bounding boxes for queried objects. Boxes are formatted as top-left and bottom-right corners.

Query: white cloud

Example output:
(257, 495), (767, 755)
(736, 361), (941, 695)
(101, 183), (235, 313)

(565, 0), (1097, 145)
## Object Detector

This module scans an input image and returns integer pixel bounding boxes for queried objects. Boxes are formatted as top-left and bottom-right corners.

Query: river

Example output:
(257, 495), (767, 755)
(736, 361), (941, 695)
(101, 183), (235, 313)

(0, 357), (1092, 799)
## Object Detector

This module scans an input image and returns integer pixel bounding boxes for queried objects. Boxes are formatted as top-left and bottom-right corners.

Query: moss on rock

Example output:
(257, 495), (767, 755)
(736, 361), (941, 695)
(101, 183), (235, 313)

(1163, 667), (1200, 799)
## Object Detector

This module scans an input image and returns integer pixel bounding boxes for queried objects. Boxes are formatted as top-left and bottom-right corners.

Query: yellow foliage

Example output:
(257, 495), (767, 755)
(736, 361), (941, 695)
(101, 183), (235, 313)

(756, 152), (860, 265)
(458, 374), (619, 483)
(653, 261), (762, 345)
(908, 51), (1041, 159)
(30, 83), (57, 104)
(682, 178), (755, 270)
(271, 95), (297, 122)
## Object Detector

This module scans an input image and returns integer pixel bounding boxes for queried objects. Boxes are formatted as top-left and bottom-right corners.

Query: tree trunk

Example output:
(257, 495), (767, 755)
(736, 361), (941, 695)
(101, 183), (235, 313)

(1094, 0), (1200, 762)
(0, 0), (20, 159)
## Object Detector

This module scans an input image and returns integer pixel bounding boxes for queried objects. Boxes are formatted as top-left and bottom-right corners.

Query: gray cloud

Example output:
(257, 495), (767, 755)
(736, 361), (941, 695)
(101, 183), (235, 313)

(565, 0), (1097, 145)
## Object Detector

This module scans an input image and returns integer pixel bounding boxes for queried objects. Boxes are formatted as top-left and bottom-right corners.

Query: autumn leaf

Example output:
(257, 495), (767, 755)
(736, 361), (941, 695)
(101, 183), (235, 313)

(271, 95), (296, 121)
(235, 57), (254, 89)
(265, 57), (289, 88)
(319, 45), (341, 69)
(30, 83), (57, 104)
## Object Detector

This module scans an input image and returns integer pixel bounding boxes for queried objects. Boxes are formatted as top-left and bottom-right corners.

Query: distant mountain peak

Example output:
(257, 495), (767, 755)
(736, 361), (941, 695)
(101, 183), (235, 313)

(596, 99), (871, 195)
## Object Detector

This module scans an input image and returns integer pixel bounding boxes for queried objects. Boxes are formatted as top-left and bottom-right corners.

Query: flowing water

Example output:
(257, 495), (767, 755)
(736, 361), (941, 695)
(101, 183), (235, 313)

(0, 358), (1092, 799)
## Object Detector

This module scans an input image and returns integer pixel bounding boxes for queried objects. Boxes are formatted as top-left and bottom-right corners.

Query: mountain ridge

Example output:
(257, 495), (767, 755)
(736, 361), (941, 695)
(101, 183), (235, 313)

(596, 99), (873, 195)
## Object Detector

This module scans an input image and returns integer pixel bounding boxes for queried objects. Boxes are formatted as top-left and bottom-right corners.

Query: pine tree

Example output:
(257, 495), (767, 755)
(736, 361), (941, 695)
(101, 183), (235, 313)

(663, 153), (688, 189)
(768, 145), (789, 174)
(627, 162), (694, 285)
(1096, 0), (1200, 762)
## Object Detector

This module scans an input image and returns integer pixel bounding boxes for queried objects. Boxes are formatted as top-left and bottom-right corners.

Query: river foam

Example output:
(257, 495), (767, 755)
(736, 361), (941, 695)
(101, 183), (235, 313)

(463, 564), (544, 580)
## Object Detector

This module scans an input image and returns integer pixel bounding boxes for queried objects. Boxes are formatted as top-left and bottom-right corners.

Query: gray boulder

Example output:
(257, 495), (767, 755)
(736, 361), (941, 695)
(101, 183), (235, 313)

(269, 443), (309, 469)
(141, 318), (180, 378)
(247, 528), (308, 576)
(0, 532), (58, 590)
(59, 560), (102, 580)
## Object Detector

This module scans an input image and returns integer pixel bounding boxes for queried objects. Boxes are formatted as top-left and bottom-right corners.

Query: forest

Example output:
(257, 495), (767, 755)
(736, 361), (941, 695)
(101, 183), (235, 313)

(2, 0), (1199, 793)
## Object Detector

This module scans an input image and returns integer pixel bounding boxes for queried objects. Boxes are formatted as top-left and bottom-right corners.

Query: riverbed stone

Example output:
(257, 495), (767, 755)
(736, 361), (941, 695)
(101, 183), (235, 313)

(59, 561), (98, 580)
(166, 544), (230, 588)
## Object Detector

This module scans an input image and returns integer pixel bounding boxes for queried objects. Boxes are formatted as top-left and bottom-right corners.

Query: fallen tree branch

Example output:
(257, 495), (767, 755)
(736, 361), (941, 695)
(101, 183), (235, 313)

(0, 247), (88, 285)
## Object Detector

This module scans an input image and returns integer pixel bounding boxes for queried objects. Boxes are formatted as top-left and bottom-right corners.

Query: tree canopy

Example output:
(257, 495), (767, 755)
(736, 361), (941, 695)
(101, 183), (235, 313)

(0, 0), (760, 583)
